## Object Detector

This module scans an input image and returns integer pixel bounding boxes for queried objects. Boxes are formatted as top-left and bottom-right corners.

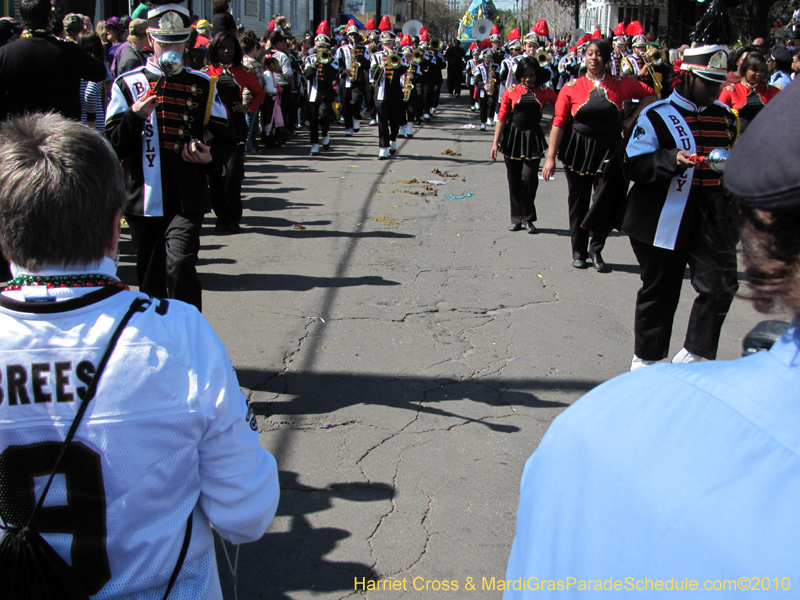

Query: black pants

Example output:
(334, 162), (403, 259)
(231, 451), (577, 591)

(342, 86), (364, 129)
(375, 97), (405, 148)
(126, 212), (204, 311)
(479, 91), (497, 124)
(447, 67), (461, 95)
(630, 233), (738, 361)
(432, 82), (442, 108)
(564, 168), (607, 260)
(406, 88), (419, 122)
(364, 83), (375, 118)
(413, 83), (424, 121)
(308, 100), (331, 145)
(504, 156), (540, 224)
(209, 144), (245, 228)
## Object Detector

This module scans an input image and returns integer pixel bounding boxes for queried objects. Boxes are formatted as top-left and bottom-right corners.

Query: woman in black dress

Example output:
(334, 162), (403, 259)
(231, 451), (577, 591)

(490, 57), (557, 233)
(542, 39), (656, 270)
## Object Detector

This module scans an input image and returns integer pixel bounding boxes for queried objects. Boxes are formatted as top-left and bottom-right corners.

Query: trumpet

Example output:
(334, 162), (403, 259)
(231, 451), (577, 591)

(535, 49), (551, 67)
(412, 48), (425, 64)
(430, 38), (440, 52)
(386, 53), (402, 68)
(316, 48), (332, 65)
(642, 47), (665, 94)
(385, 53), (402, 81)
(645, 47), (668, 67)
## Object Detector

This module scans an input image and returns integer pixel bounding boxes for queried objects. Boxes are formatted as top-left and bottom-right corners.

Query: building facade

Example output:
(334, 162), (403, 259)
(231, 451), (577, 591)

(580, 0), (667, 39)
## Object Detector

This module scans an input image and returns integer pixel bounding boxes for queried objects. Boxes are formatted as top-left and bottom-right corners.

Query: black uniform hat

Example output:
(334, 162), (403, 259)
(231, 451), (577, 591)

(147, 3), (191, 43)
(724, 77), (800, 214)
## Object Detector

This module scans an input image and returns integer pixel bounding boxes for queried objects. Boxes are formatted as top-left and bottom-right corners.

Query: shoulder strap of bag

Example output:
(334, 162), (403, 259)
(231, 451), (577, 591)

(161, 513), (193, 600)
(26, 297), (149, 528)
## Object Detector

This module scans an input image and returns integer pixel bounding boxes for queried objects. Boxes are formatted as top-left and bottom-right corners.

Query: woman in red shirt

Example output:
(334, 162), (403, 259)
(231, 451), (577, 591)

(542, 39), (656, 270)
(205, 32), (265, 233)
(491, 56), (557, 233)
(717, 51), (780, 134)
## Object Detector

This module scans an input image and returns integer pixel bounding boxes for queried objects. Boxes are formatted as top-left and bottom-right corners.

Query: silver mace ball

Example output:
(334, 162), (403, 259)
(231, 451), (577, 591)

(706, 148), (729, 173)
(158, 50), (184, 77)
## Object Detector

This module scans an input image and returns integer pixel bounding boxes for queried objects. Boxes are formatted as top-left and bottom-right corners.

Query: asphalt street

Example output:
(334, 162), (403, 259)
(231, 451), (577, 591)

(118, 93), (769, 599)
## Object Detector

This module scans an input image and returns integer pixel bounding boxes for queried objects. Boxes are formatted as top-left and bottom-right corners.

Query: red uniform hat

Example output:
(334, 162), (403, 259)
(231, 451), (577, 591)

(420, 30), (430, 41)
(490, 23), (500, 35)
(626, 20), (644, 36)
(469, 41), (477, 51)
(316, 20), (331, 37)
(365, 18), (376, 30)
(419, 25), (428, 37)
(479, 38), (492, 49)
(401, 33), (412, 46)
(592, 28), (601, 39)
(613, 22), (626, 36)
(508, 27), (521, 41)
(569, 46), (576, 53)
(379, 15), (392, 31)
(533, 19), (549, 37)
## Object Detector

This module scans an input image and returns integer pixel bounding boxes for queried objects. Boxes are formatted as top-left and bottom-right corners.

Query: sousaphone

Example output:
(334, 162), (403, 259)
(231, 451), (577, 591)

(402, 19), (423, 38)
(473, 19), (493, 41)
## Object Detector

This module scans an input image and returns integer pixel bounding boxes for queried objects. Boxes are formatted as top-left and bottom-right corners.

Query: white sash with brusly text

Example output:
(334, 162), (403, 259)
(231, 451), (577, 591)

(121, 71), (163, 217)
(651, 102), (696, 250)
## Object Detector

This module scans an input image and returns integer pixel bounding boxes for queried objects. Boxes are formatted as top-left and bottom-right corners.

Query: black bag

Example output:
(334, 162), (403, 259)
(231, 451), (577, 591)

(0, 298), (191, 600)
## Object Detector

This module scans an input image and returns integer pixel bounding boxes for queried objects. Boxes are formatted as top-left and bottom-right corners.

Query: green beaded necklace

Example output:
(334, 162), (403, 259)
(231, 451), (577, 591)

(4, 273), (129, 292)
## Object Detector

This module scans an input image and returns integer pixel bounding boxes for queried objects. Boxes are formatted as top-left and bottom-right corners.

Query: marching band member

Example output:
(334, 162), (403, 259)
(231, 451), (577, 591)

(365, 28), (380, 125)
(304, 29), (338, 155)
(474, 48), (500, 130)
(491, 56), (557, 233)
(401, 45), (422, 137)
(523, 32), (539, 58)
(499, 37), (523, 98)
(717, 51), (779, 133)
(419, 38), (438, 121)
(611, 35), (628, 76)
(205, 31), (265, 234)
(467, 45), (481, 111)
(335, 20), (369, 136)
(621, 42), (738, 369)
(621, 35), (647, 78)
(489, 26), (507, 60)
(542, 39), (656, 270)
(429, 39), (445, 115)
(105, 2), (237, 310)
(370, 29), (407, 159)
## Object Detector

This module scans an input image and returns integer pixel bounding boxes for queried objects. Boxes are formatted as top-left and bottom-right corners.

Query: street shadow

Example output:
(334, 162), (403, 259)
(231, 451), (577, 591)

(215, 471), (390, 600)
(199, 272), (400, 292)
(238, 369), (584, 429)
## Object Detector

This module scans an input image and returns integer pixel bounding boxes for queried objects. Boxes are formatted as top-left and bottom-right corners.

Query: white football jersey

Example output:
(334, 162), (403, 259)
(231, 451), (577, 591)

(0, 286), (279, 599)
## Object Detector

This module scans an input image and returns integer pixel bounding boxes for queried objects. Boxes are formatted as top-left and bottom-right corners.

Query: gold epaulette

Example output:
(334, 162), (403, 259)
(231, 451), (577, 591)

(565, 79), (577, 87)
(723, 84), (735, 91)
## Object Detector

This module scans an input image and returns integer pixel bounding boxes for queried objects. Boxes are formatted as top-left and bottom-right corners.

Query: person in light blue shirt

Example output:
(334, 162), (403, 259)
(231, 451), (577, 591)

(768, 45), (794, 89)
(503, 53), (800, 599)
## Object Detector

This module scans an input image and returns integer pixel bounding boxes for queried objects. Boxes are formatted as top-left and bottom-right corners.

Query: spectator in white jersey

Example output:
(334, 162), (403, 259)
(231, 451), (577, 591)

(0, 113), (279, 599)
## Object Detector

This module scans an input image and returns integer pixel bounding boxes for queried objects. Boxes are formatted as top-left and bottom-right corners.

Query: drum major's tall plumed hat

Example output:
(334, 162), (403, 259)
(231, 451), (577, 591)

(682, 0), (733, 83)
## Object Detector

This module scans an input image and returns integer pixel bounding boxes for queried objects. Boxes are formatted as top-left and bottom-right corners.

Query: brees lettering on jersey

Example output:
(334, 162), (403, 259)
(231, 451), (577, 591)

(0, 359), (96, 405)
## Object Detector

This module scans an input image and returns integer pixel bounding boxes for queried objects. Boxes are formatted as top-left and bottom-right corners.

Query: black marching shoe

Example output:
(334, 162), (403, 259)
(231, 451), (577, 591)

(572, 257), (589, 269)
(508, 223), (523, 232)
(590, 250), (608, 272)
(524, 221), (537, 234)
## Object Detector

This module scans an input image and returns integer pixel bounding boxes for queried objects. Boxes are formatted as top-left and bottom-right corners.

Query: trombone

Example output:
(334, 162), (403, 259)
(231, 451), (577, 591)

(643, 46), (666, 94)
(412, 48), (425, 64)
(430, 38), (441, 52)
(316, 48), (333, 65)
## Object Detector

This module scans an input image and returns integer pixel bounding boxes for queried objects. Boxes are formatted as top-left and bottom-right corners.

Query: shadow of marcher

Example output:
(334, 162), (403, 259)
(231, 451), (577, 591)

(215, 471), (392, 599)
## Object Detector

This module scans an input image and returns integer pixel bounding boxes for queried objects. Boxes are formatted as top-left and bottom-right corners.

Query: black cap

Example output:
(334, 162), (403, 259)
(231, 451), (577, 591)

(725, 79), (800, 214)
(771, 45), (792, 64)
